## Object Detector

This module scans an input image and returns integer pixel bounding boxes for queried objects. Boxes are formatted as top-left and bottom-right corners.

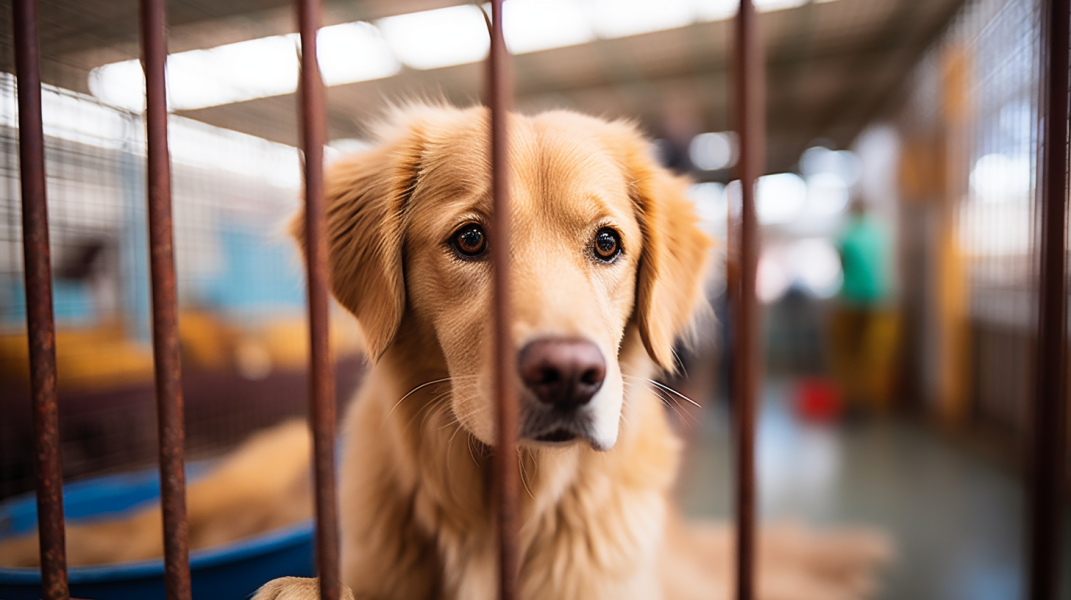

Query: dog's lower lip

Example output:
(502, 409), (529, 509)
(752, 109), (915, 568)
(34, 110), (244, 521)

(535, 429), (577, 443)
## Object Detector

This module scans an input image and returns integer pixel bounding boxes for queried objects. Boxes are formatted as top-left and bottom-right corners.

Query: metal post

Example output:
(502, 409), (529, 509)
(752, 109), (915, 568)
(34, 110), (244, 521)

(1028, 0), (1069, 598)
(13, 1), (69, 598)
(488, 2), (519, 599)
(140, 1), (192, 598)
(295, 0), (340, 598)
(733, 1), (763, 599)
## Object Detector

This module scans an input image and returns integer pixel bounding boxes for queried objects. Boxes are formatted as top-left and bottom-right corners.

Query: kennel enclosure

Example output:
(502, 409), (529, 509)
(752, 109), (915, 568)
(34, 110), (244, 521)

(6, 0), (1069, 600)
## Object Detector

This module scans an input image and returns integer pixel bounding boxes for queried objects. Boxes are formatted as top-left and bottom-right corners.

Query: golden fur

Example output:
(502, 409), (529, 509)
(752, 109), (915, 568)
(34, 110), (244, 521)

(0, 105), (889, 599)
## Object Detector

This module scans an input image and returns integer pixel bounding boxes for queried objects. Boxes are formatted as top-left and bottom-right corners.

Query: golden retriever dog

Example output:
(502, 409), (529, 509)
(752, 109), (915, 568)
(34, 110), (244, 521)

(1, 104), (888, 600)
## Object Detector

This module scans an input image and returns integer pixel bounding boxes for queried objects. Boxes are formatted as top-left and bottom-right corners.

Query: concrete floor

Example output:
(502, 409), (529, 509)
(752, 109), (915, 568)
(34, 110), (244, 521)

(672, 381), (1071, 600)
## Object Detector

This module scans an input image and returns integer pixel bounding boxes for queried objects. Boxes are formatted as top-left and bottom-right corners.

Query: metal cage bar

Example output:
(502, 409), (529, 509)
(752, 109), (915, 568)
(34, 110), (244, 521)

(487, 2), (520, 599)
(13, 0), (70, 598)
(140, 0), (192, 598)
(732, 1), (764, 599)
(295, 1), (341, 599)
(1028, 0), (1069, 598)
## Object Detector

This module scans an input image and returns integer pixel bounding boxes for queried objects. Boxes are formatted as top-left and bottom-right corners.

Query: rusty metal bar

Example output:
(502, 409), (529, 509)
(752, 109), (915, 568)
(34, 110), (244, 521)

(295, 0), (340, 598)
(487, 1), (520, 599)
(13, 1), (70, 598)
(732, 1), (763, 599)
(139, 1), (192, 598)
(1028, 0), (1069, 597)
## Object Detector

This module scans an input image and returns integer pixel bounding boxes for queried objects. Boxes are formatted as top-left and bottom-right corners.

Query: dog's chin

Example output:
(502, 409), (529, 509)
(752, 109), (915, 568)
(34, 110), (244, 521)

(521, 418), (614, 452)
(522, 432), (606, 452)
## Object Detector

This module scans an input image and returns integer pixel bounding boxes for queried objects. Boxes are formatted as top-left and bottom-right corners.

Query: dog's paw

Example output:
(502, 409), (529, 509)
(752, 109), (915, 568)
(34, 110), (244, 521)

(252, 577), (355, 600)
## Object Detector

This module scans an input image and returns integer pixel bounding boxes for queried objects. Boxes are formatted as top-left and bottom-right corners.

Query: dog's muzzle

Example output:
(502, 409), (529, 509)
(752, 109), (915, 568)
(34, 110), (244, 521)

(517, 338), (605, 446)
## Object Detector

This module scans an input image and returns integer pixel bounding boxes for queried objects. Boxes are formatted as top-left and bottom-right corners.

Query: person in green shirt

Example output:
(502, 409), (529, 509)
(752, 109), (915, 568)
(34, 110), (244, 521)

(839, 201), (891, 306)
(830, 200), (898, 411)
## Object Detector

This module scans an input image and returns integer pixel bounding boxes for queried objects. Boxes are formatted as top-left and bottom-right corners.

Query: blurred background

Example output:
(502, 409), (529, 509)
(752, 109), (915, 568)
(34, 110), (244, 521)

(0, 0), (1068, 598)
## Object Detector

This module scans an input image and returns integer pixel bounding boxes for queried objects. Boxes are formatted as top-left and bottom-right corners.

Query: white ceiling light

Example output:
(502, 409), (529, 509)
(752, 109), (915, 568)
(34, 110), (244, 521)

(799, 146), (861, 185)
(86, 0), (853, 113)
(757, 172), (807, 225)
(969, 153), (1032, 204)
(696, 0), (738, 21)
(757, 250), (790, 303)
(328, 138), (372, 154)
(378, 5), (489, 70)
(699, 0), (841, 22)
(754, 0), (810, 12)
(88, 60), (146, 113)
(687, 182), (728, 236)
(91, 35), (298, 112)
(500, 0), (595, 54)
(725, 174), (808, 225)
(806, 172), (851, 216)
(790, 238), (843, 298)
(689, 131), (737, 171)
(89, 23), (397, 112)
(586, 0), (696, 39)
(317, 22), (400, 86)
(167, 35), (299, 111)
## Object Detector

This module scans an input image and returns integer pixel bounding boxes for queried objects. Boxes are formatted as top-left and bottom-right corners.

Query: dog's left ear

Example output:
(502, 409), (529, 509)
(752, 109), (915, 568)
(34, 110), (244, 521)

(606, 123), (713, 372)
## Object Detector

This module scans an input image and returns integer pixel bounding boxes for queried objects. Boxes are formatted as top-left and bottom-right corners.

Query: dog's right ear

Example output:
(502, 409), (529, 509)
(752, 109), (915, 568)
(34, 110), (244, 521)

(290, 127), (424, 360)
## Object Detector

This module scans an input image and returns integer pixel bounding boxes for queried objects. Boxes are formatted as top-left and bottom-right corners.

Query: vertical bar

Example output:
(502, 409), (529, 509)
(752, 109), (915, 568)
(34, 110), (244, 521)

(12, 1), (69, 598)
(732, 1), (763, 600)
(1028, 0), (1068, 597)
(139, 1), (191, 598)
(488, 2), (519, 599)
(295, 1), (340, 599)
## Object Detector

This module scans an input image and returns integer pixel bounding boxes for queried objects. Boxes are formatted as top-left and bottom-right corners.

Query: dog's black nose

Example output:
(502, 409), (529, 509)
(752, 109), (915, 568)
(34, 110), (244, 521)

(519, 338), (606, 410)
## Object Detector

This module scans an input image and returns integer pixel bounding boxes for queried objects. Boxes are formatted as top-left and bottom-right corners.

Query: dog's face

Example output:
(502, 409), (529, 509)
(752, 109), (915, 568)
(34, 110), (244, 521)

(297, 105), (709, 451)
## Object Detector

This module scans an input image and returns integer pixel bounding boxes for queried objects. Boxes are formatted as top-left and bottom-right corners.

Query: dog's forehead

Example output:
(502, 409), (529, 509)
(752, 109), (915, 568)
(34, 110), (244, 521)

(412, 114), (636, 229)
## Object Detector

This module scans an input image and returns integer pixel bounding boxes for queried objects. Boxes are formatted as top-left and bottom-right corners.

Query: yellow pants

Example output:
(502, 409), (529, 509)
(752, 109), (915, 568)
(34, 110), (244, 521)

(829, 306), (900, 411)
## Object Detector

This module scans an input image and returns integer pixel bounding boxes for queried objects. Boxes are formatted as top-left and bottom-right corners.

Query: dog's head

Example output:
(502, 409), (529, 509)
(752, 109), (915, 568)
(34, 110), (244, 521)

(294, 104), (710, 451)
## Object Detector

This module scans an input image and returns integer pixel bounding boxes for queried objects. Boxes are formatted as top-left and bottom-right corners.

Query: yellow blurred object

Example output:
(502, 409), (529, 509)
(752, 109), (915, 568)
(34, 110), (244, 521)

(937, 43), (972, 426)
(829, 308), (901, 411)
(0, 322), (153, 391)
(253, 311), (364, 373)
(179, 310), (234, 370)
(0, 306), (364, 393)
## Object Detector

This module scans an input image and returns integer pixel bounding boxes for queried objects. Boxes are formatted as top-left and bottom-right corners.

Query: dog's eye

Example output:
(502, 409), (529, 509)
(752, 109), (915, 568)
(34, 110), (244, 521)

(450, 223), (487, 258)
(593, 228), (622, 263)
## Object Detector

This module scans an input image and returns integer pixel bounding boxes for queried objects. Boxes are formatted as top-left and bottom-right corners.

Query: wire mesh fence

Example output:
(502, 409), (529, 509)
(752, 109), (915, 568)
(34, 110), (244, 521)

(0, 57), (362, 503)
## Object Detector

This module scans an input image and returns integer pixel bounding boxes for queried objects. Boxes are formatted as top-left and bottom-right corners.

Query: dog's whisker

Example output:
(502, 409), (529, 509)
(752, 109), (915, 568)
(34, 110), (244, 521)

(386, 376), (457, 422)
(445, 421), (467, 476)
(432, 395), (466, 432)
(421, 392), (454, 431)
(652, 387), (687, 423)
(437, 410), (465, 432)
(401, 391), (454, 437)
(517, 452), (535, 500)
(671, 348), (686, 378)
(466, 431), (482, 467)
(448, 428), (470, 478)
(646, 385), (690, 426)
(624, 375), (703, 409)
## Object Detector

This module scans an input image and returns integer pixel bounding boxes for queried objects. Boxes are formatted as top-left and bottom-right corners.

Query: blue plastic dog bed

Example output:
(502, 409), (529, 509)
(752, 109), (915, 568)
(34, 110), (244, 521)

(0, 467), (314, 600)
